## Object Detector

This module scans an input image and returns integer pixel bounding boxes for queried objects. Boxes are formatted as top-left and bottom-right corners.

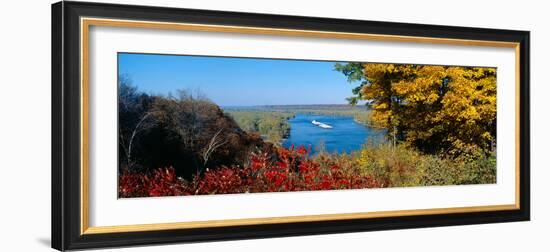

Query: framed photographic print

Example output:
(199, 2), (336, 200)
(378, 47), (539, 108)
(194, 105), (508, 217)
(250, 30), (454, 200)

(51, 1), (530, 250)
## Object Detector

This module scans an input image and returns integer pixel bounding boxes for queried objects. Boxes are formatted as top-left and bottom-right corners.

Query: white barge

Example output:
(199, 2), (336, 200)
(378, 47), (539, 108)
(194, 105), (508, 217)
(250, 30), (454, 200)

(311, 120), (333, 129)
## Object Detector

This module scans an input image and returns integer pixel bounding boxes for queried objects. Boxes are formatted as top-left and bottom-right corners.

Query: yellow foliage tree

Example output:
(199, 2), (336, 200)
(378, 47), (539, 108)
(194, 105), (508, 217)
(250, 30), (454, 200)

(335, 63), (497, 155)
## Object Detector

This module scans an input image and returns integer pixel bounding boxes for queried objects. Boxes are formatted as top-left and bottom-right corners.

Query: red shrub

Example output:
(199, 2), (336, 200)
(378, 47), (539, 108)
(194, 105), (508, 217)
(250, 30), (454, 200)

(194, 167), (246, 194)
(119, 167), (186, 198)
(118, 145), (384, 198)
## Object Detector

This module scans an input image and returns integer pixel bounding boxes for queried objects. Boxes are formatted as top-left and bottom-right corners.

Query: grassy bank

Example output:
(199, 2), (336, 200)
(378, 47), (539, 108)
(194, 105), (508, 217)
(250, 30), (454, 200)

(226, 110), (293, 144)
(350, 143), (496, 187)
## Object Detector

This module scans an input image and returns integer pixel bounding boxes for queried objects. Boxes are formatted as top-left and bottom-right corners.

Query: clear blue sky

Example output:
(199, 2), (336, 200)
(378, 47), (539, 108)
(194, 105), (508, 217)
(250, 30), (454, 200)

(118, 53), (356, 106)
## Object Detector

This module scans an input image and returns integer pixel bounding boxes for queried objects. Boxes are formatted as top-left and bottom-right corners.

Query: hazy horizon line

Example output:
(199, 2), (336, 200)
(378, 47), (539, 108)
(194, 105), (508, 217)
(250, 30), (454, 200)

(220, 103), (359, 108)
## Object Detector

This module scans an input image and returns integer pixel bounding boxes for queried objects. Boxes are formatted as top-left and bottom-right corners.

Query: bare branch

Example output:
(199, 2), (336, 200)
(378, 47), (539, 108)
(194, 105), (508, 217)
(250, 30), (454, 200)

(201, 128), (227, 167)
(127, 112), (155, 165)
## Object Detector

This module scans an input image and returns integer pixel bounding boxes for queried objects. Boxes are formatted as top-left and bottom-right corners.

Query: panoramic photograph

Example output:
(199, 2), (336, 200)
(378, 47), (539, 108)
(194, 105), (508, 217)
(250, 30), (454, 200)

(117, 53), (497, 198)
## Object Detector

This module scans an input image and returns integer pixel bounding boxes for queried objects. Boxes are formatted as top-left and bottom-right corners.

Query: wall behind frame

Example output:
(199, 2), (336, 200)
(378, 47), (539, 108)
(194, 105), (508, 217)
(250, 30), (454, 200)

(0, 0), (546, 251)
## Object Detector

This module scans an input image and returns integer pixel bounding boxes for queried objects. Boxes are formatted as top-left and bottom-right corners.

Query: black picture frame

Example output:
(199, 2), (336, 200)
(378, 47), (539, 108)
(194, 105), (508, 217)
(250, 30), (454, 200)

(52, 1), (530, 251)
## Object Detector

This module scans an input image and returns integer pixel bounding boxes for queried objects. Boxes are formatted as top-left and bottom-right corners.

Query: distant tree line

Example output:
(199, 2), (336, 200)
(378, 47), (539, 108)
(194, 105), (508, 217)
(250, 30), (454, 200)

(230, 105), (381, 128)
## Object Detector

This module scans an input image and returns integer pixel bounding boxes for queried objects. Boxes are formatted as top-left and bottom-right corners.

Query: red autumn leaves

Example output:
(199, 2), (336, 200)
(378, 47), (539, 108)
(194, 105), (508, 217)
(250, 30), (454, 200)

(119, 145), (382, 198)
(119, 167), (186, 197)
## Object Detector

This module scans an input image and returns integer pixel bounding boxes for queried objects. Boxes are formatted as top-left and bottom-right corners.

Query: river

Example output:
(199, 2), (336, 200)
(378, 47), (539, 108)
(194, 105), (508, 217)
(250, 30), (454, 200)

(282, 114), (386, 154)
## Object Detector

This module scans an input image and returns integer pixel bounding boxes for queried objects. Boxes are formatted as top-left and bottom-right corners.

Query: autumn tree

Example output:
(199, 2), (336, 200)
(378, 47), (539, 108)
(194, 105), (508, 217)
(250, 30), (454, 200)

(335, 63), (497, 156)
(136, 89), (270, 178)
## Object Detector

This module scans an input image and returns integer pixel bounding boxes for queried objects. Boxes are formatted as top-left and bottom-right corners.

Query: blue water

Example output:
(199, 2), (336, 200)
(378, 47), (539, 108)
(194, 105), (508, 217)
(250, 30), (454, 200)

(282, 114), (386, 154)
